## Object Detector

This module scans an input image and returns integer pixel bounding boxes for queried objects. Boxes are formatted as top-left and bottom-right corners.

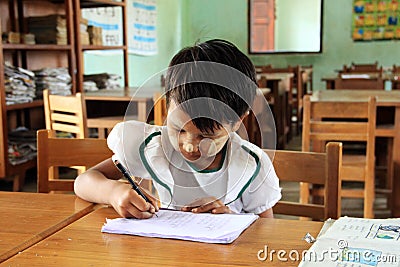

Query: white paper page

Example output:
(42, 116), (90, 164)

(101, 209), (258, 244)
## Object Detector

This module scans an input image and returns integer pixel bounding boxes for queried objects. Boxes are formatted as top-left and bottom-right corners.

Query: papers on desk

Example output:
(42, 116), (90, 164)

(299, 217), (400, 267)
(341, 74), (371, 79)
(101, 209), (258, 244)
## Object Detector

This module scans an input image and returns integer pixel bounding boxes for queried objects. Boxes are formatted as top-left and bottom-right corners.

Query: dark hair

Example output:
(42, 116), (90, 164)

(165, 39), (257, 133)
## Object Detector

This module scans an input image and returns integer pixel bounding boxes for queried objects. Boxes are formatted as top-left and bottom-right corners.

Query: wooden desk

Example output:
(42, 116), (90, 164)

(311, 90), (400, 217)
(84, 87), (161, 122)
(0, 192), (94, 262)
(3, 206), (323, 266)
(322, 73), (393, 90)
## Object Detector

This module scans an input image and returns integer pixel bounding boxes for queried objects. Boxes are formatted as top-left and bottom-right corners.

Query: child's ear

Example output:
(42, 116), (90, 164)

(232, 111), (250, 132)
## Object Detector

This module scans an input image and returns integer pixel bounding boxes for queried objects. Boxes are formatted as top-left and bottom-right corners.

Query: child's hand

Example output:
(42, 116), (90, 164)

(109, 182), (159, 219)
(181, 197), (232, 214)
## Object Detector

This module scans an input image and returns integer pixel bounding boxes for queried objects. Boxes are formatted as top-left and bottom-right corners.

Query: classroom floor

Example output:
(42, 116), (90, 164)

(0, 126), (392, 218)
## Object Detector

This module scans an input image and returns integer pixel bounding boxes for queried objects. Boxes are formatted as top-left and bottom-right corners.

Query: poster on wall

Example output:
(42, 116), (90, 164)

(81, 7), (123, 47)
(128, 0), (158, 55)
(80, 0), (157, 56)
(352, 0), (400, 41)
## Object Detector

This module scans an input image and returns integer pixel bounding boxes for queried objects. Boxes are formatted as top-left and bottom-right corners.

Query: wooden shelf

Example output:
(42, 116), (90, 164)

(2, 44), (72, 51)
(82, 45), (127, 51)
(6, 100), (44, 111)
(0, 0), (75, 190)
(80, 0), (126, 8)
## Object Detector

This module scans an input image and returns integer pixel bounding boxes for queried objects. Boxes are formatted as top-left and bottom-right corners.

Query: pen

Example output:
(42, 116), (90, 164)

(114, 160), (157, 217)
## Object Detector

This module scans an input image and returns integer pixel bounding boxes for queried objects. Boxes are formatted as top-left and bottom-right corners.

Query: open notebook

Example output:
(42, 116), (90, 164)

(299, 217), (400, 266)
(101, 209), (258, 244)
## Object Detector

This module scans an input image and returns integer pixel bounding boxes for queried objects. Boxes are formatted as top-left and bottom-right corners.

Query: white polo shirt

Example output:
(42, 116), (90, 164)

(107, 121), (281, 215)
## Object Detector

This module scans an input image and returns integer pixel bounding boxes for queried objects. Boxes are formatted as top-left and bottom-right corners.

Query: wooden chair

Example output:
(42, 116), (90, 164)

(43, 89), (123, 139)
(392, 65), (400, 90)
(153, 92), (167, 126)
(301, 95), (377, 218)
(37, 129), (113, 193)
(266, 142), (342, 220)
(256, 74), (290, 149)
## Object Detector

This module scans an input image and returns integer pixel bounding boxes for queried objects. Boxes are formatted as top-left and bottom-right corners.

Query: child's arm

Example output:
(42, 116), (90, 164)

(258, 208), (273, 218)
(74, 158), (158, 219)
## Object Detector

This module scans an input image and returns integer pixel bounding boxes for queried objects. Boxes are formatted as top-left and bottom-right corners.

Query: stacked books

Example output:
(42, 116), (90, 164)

(80, 17), (90, 45)
(34, 67), (72, 96)
(27, 14), (67, 45)
(88, 25), (103, 45)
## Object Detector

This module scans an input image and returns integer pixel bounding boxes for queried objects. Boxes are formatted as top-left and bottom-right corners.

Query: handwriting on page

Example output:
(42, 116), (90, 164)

(101, 209), (259, 244)
(157, 211), (229, 231)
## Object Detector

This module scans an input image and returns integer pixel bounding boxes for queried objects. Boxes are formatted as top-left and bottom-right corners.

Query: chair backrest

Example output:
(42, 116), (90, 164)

(302, 95), (376, 153)
(43, 89), (88, 138)
(37, 129), (113, 193)
(302, 95), (376, 217)
(153, 92), (167, 126)
(265, 142), (342, 220)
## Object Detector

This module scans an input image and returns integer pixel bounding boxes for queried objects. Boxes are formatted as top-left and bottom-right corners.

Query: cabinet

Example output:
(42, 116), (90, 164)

(74, 0), (129, 91)
(0, 0), (76, 190)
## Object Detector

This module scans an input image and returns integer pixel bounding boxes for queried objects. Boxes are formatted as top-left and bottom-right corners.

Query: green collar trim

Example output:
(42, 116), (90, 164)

(224, 145), (261, 205)
(139, 131), (173, 198)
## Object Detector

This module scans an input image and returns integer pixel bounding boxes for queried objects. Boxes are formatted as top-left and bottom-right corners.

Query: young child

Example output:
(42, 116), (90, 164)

(74, 39), (281, 219)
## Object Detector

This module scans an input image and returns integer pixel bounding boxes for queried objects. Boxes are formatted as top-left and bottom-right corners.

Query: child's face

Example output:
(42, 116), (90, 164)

(166, 100), (231, 162)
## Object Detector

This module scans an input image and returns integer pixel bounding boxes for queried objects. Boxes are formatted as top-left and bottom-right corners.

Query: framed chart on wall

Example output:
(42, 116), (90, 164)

(352, 0), (400, 41)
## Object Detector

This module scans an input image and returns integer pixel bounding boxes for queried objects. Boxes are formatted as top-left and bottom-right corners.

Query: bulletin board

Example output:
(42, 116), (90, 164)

(352, 0), (400, 41)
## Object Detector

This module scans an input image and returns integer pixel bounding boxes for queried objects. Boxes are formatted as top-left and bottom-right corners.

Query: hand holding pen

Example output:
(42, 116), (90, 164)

(114, 160), (158, 218)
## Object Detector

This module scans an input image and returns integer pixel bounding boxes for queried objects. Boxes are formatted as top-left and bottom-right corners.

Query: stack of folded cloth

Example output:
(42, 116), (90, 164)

(34, 67), (72, 97)
(83, 72), (122, 91)
(4, 62), (36, 105)
(8, 127), (37, 165)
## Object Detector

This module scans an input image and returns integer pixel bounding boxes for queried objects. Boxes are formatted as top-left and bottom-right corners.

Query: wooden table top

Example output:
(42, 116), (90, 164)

(84, 86), (162, 101)
(3, 206), (323, 266)
(311, 89), (400, 106)
(0, 192), (95, 262)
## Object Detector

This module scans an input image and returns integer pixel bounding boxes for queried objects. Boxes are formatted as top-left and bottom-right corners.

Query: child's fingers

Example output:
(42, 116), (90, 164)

(211, 206), (232, 214)
(125, 203), (154, 219)
(192, 201), (221, 213)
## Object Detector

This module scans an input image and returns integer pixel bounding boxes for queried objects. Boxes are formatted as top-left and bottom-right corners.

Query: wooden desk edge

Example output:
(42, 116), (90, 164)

(0, 202), (98, 262)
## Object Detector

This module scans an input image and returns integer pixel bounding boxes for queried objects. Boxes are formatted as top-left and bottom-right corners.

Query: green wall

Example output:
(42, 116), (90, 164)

(86, 0), (400, 90)
(185, 0), (399, 90)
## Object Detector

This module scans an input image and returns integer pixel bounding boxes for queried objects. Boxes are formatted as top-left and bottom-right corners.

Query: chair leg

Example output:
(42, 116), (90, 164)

(13, 172), (26, 192)
(98, 128), (106, 139)
(364, 176), (375, 218)
(386, 138), (393, 211)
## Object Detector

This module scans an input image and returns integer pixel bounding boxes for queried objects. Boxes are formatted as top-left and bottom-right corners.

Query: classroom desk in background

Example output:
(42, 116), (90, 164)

(84, 87), (162, 122)
(311, 90), (400, 217)
(3, 206), (323, 266)
(321, 74), (393, 90)
(0, 192), (94, 262)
